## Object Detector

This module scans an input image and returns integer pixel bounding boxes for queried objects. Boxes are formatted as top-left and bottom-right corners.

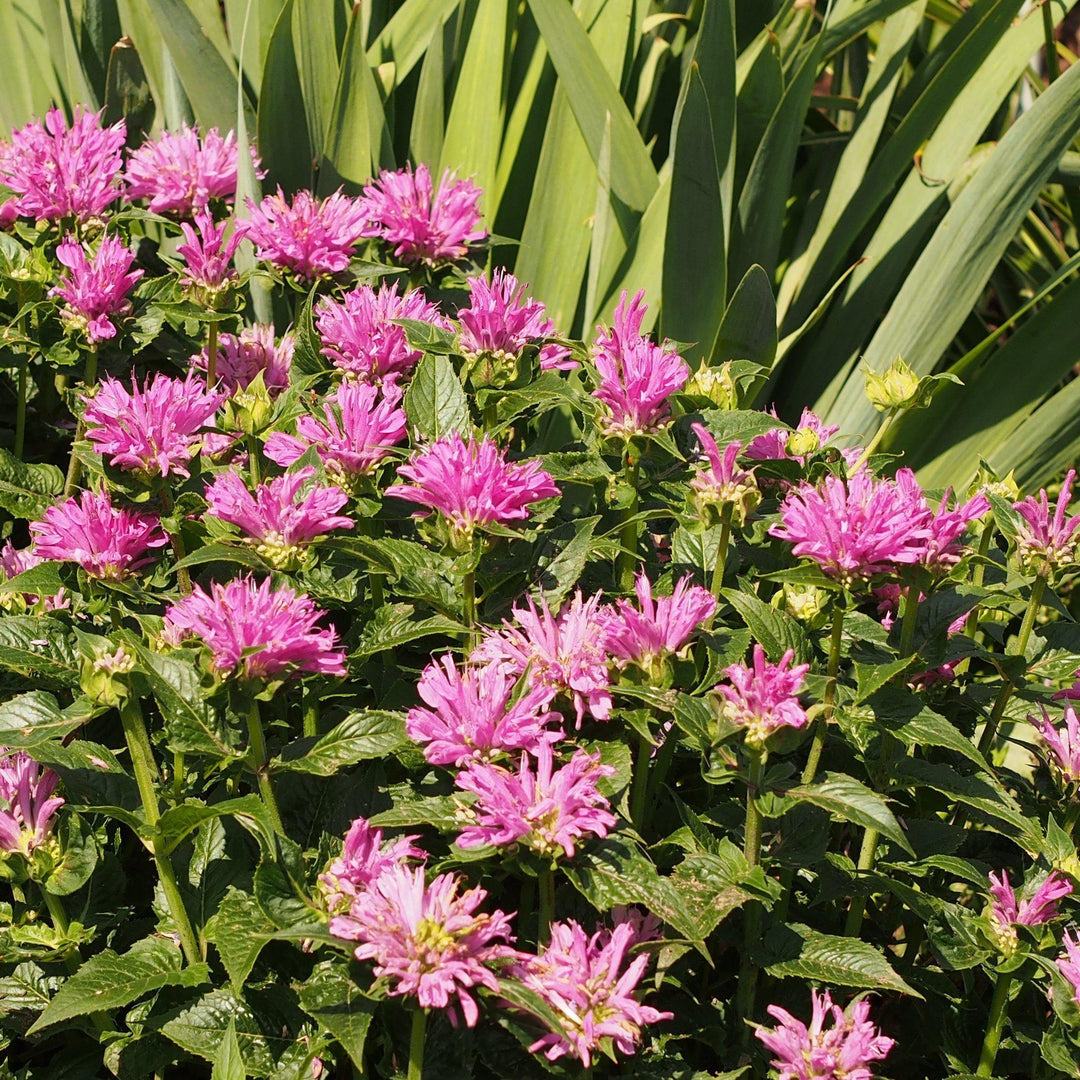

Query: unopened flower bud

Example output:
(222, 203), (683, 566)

(685, 363), (738, 410)
(79, 645), (135, 707)
(462, 348), (527, 391)
(785, 427), (820, 458)
(222, 371), (274, 436)
(784, 583), (826, 622)
(863, 357), (920, 411)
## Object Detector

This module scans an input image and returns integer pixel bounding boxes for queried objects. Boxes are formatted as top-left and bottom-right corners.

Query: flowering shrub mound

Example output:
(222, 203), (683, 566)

(0, 107), (1079, 1080)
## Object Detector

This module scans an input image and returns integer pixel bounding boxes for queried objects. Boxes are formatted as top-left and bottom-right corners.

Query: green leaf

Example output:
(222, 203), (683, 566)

(0, 962), (58, 1022)
(403, 354), (469, 442)
(535, 515), (600, 608)
(853, 656), (915, 704)
(0, 691), (86, 748)
(722, 587), (811, 663)
(279, 710), (408, 775)
(0, 560), (64, 598)
(253, 838), (313, 929)
(0, 449), (62, 521)
(206, 888), (275, 994)
(43, 813), (97, 896)
(369, 795), (461, 831)
(0, 617), (79, 687)
(349, 604), (463, 662)
(28, 936), (209, 1033)
(710, 264), (777, 369)
(161, 988), (278, 1075)
(758, 922), (921, 996)
(210, 1019), (245, 1080)
(784, 772), (914, 855)
(297, 961), (376, 1070)
(668, 844), (758, 940)
(157, 795), (274, 851)
(869, 687), (988, 770)
(526, 0), (658, 211)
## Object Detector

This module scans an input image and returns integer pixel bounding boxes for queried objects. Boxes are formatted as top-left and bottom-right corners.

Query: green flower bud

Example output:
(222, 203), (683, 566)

(685, 363), (738, 410)
(863, 357), (920, 412)
(223, 370), (273, 436)
(784, 583), (826, 622)
(785, 427), (820, 458)
(79, 645), (135, 708)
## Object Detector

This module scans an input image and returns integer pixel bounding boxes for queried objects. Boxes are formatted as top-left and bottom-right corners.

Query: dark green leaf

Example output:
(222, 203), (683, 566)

(297, 961), (376, 1070)
(279, 710), (408, 775)
(206, 888), (275, 994)
(403, 354), (469, 442)
(0, 449), (63, 519)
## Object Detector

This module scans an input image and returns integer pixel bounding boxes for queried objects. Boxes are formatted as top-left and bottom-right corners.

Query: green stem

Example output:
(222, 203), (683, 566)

(844, 824), (880, 937)
(159, 487), (192, 596)
(246, 699), (285, 836)
(538, 866), (555, 945)
(14, 364), (27, 459)
(629, 729), (653, 832)
(247, 434), (262, 486)
(206, 321), (219, 386)
(119, 697), (201, 966)
(617, 455), (640, 593)
(645, 722), (678, 819)
(898, 571), (923, 659)
(710, 504), (734, 601)
(976, 970), (1014, 1077)
(743, 750), (764, 868)
(802, 605), (845, 785)
(407, 1008), (427, 1080)
(171, 751), (184, 804)
(734, 751), (765, 1043)
(303, 686), (319, 739)
(851, 407), (897, 474)
(977, 573), (1047, 759)
(1043, 0), (1059, 83)
(63, 350), (98, 496)
(956, 519), (996, 679)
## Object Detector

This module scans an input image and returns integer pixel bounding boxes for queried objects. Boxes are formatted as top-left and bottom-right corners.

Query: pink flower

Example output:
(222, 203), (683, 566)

(1056, 929), (1080, 1007)
(245, 188), (366, 280)
(473, 591), (613, 727)
(125, 124), (257, 215)
(30, 489), (166, 580)
(745, 408), (841, 462)
(52, 235), (143, 344)
(690, 424), (760, 522)
(319, 816), (424, 915)
(0, 542), (68, 612)
(163, 574), (346, 680)
(715, 644), (810, 748)
(386, 434), (559, 549)
(458, 268), (573, 370)
(315, 282), (449, 388)
(603, 572), (716, 674)
(988, 869), (1072, 953)
(406, 654), (561, 767)
(1031, 705), (1080, 784)
(894, 471), (988, 571)
(1013, 470), (1080, 576)
(510, 919), (671, 1066)
(359, 163), (486, 266)
(769, 470), (933, 587)
(81, 370), (225, 479)
(263, 380), (406, 482)
(204, 467), (354, 567)
(591, 291), (688, 437)
(193, 324), (294, 395)
(455, 743), (616, 858)
(177, 209), (247, 293)
(0, 750), (64, 856)
(1, 106), (124, 222)
(329, 864), (515, 1027)
(755, 989), (894, 1080)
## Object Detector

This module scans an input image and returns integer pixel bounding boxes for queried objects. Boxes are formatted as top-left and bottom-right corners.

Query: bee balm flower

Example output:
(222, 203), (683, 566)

(319, 816), (424, 915)
(386, 434), (558, 549)
(1031, 705), (1080, 784)
(52, 235), (143, 345)
(0, 750), (64, 857)
(81, 371), (225, 479)
(755, 989), (894, 1080)
(987, 869), (1072, 954)
(30, 490), (166, 580)
(1012, 470), (1080, 577)
(329, 864), (515, 1027)
(359, 163), (486, 266)
(176, 209), (246, 295)
(689, 424), (760, 523)
(715, 645), (810, 748)
(163, 575), (346, 680)
(193, 324), (294, 395)
(1056, 929), (1080, 1007)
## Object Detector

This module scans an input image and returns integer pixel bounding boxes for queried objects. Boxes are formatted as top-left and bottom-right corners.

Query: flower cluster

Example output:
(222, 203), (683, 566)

(53, 236), (143, 344)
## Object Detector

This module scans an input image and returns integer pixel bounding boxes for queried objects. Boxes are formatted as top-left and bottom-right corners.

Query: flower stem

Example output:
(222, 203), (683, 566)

(14, 363), (27, 459)
(629, 729), (653, 832)
(617, 454), (640, 593)
(735, 751), (765, 1043)
(159, 487), (192, 596)
(1043, 0), (1059, 83)
(246, 699), (285, 836)
(407, 1008), (427, 1080)
(898, 571), (923, 659)
(171, 751), (184, 804)
(538, 866), (555, 944)
(977, 572), (1047, 759)
(710, 503), (734, 601)
(119, 696), (202, 966)
(844, 824), (880, 937)
(63, 349), (98, 497)
(206, 320), (219, 386)
(303, 686), (319, 739)
(802, 605), (845, 785)
(850, 406), (897, 474)
(247, 434), (262, 486)
(976, 970), (1013, 1076)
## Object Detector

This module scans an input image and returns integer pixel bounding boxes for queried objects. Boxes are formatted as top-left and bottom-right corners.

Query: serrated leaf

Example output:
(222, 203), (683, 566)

(0, 691), (85, 748)
(157, 795), (274, 851)
(869, 687), (987, 770)
(784, 772), (914, 855)
(297, 961), (376, 1070)
(29, 937), (209, 1032)
(369, 795), (461, 831)
(279, 711), (408, 775)
(206, 888), (275, 994)
(722, 587), (811, 663)
(160, 988), (277, 1075)
(853, 657), (915, 703)
(403, 354), (469, 442)
(349, 604), (463, 662)
(0, 560), (64, 598)
(0, 617), (79, 686)
(535, 515), (600, 608)
(669, 845), (757, 940)
(210, 1018), (245, 1080)
(0, 448), (63, 519)
(758, 922), (920, 996)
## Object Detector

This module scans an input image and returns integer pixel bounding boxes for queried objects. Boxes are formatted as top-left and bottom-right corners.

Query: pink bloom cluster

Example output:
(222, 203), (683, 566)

(81, 371), (225, 479)
(458, 269), (572, 370)
(987, 869), (1073, 953)
(387, 434), (559, 549)
(318, 817), (424, 915)
(745, 408), (842, 462)
(163, 574), (346, 680)
(246, 188), (367, 280)
(406, 654), (561, 767)
(1013, 469), (1080, 576)
(125, 124), (249, 215)
(0, 106), (124, 223)
(755, 989), (894, 1080)
(264, 381), (406, 482)
(359, 164), (486, 265)
(715, 644), (810, 748)
(1032, 705), (1080, 784)
(0, 749), (64, 857)
(30, 489), (166, 580)
(315, 282), (449, 388)
(591, 291), (688, 437)
(195, 324), (295, 395)
(1057, 929), (1080, 1007)
(690, 425), (760, 522)
(511, 918), (672, 1066)
(177, 210), (246, 294)
(455, 743), (616, 858)
(204, 467), (353, 566)
(53, 235), (143, 344)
